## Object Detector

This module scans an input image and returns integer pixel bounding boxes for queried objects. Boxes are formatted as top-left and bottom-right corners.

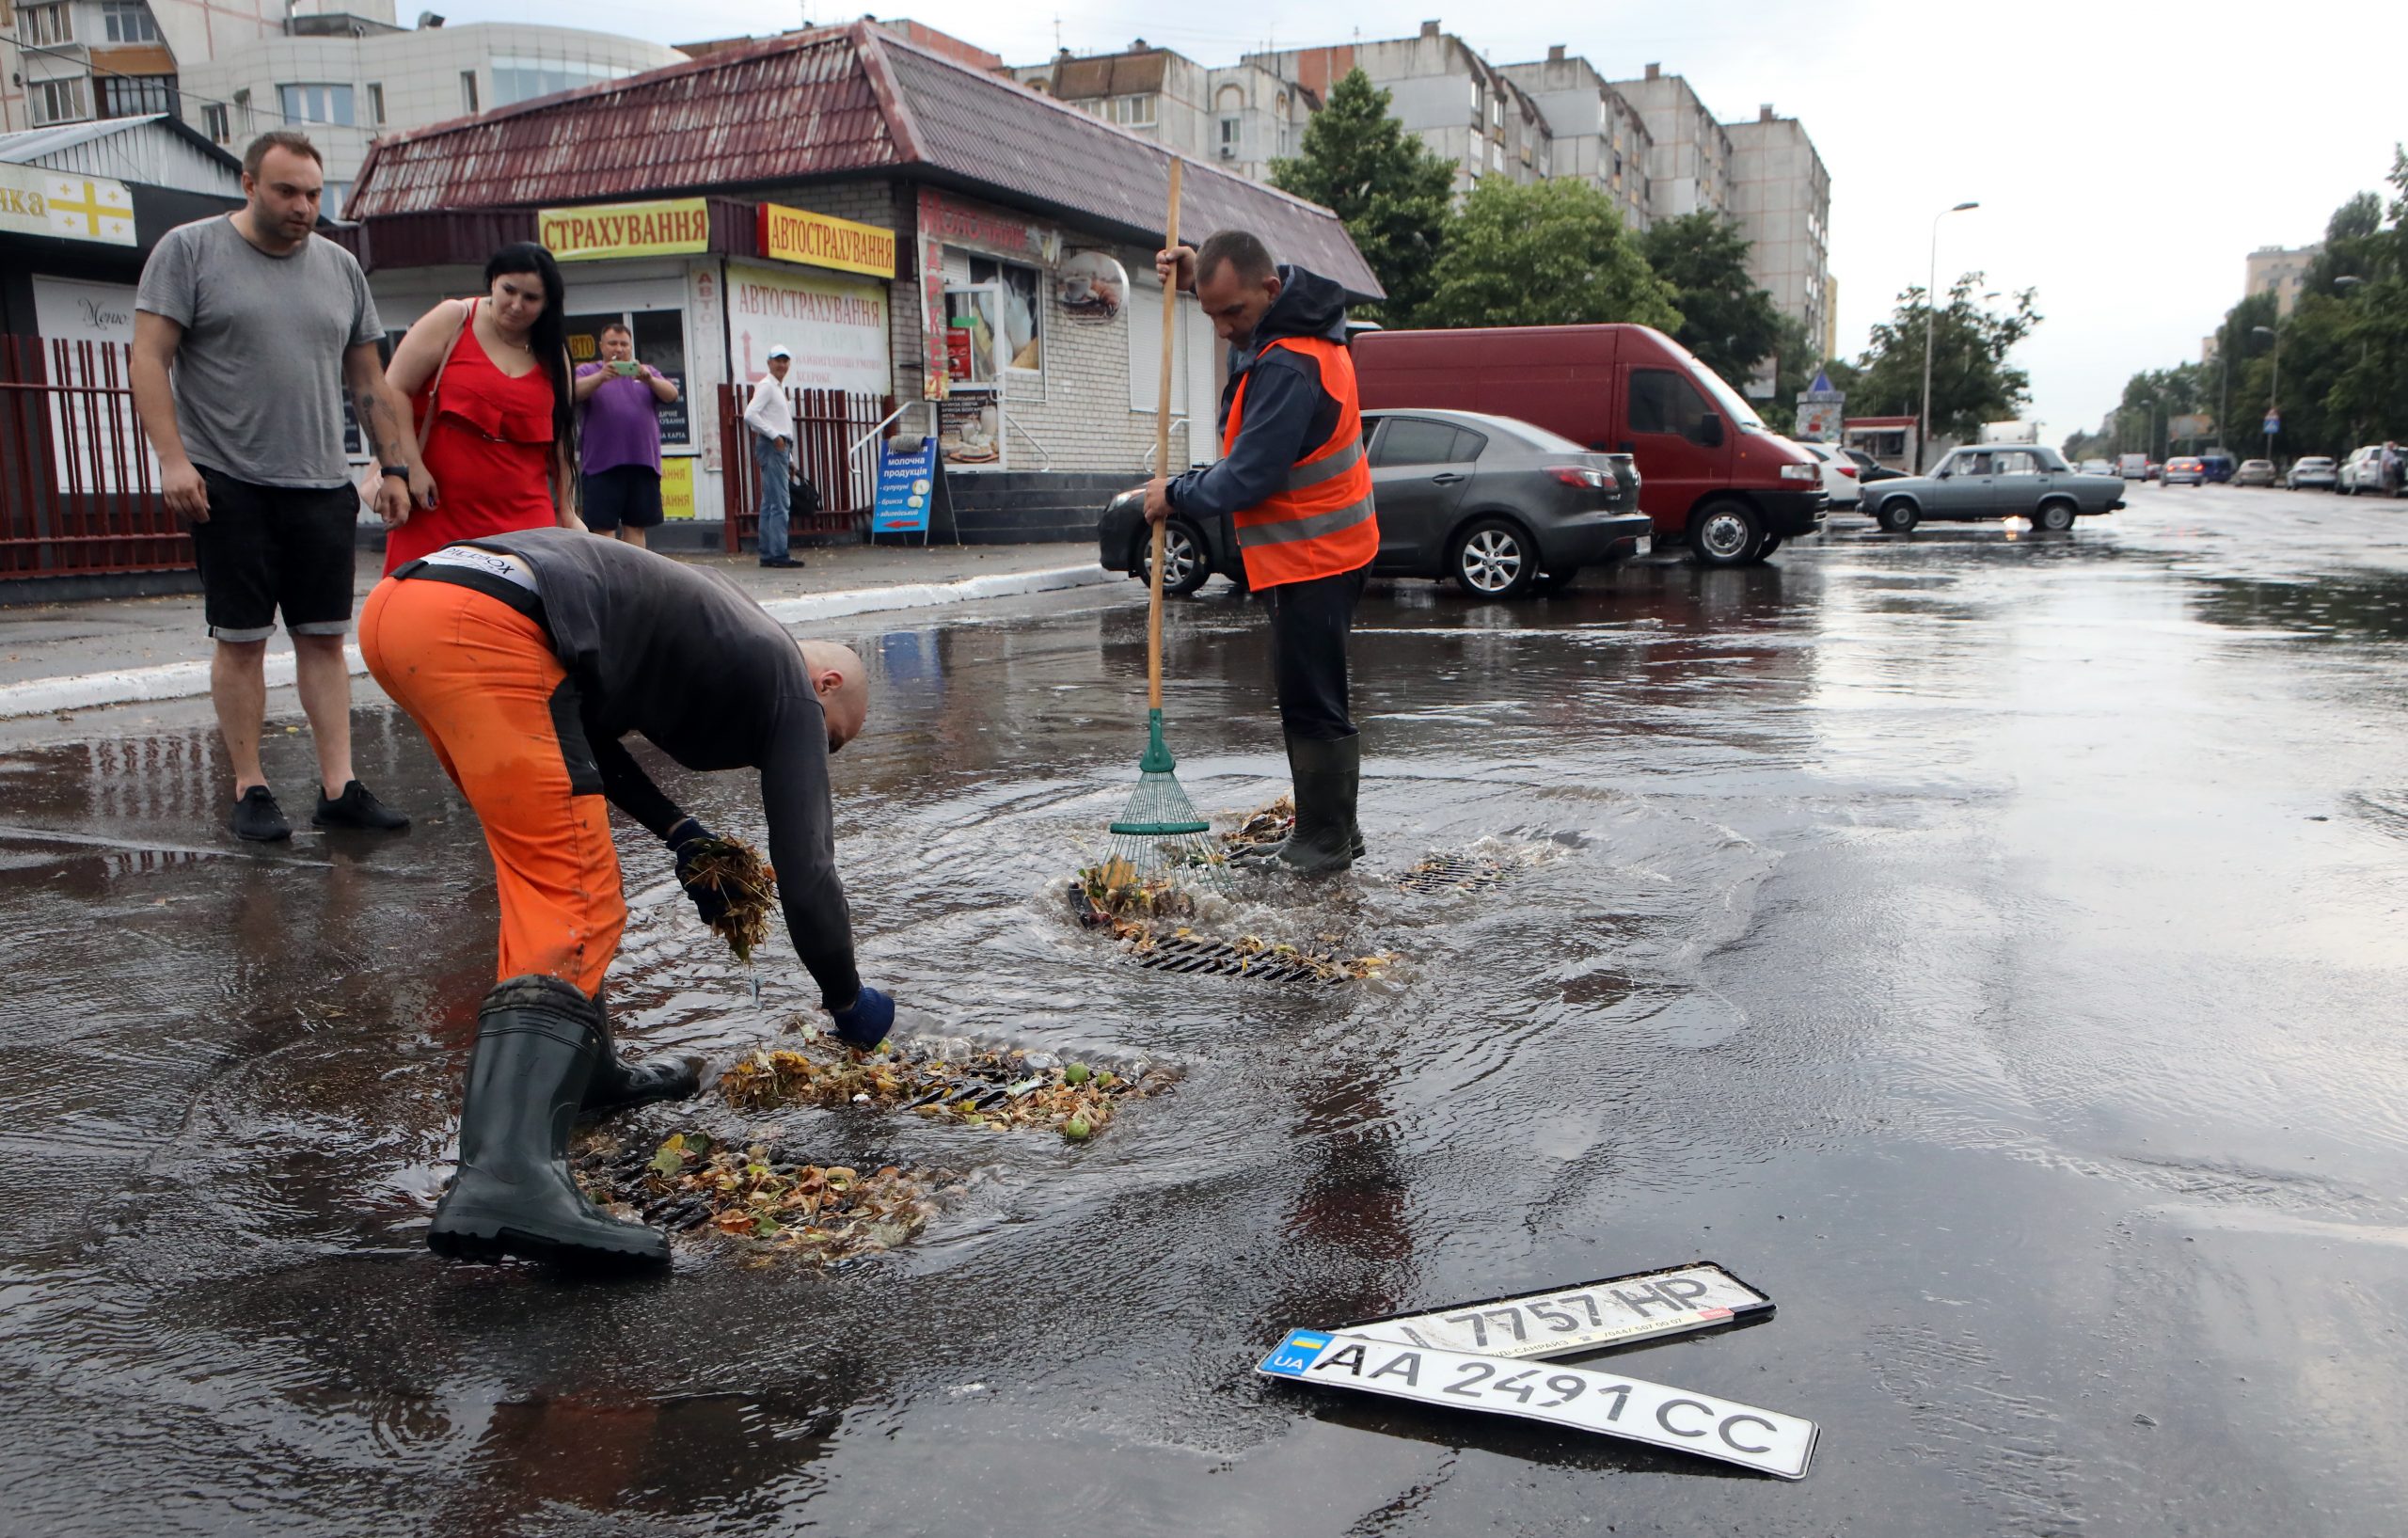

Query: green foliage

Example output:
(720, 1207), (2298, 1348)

(2109, 147), (2408, 462)
(1269, 70), (1456, 326)
(1641, 212), (1783, 385)
(1770, 313), (1822, 406)
(1847, 273), (2041, 441)
(1418, 178), (1680, 331)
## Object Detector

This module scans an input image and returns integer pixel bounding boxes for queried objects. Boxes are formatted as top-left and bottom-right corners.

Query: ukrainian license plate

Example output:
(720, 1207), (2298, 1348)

(1344, 1262), (1771, 1361)
(1258, 1329), (1815, 1481)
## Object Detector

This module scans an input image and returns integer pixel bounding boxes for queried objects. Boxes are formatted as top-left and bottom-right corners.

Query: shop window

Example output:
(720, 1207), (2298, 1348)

(101, 1), (160, 41)
(22, 5), (72, 46)
(279, 83), (355, 127)
(99, 74), (177, 119)
(964, 256), (1040, 376)
(29, 77), (92, 127)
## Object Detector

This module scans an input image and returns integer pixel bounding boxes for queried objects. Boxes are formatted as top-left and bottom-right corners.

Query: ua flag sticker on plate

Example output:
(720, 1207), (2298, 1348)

(1256, 1329), (1817, 1480)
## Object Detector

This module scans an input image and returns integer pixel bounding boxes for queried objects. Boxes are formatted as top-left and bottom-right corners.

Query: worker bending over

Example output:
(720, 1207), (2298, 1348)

(1146, 230), (1376, 874)
(360, 528), (892, 1266)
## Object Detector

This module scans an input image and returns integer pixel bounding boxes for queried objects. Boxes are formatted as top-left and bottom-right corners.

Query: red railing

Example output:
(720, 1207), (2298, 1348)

(0, 336), (191, 579)
(717, 385), (892, 554)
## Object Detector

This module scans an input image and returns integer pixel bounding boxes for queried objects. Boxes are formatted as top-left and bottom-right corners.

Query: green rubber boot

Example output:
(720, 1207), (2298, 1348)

(429, 975), (668, 1268)
(1273, 734), (1361, 876)
(580, 994), (701, 1118)
(1232, 733), (1367, 867)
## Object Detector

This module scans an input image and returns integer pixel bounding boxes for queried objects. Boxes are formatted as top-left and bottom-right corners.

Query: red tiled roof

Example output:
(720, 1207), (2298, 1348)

(348, 22), (1379, 299)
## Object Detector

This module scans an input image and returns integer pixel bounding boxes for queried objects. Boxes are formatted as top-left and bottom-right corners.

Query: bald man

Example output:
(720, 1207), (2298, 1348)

(360, 528), (889, 1266)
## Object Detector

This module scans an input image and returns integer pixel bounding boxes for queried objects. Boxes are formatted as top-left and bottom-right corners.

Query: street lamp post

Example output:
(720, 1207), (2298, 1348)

(2252, 323), (2280, 465)
(1920, 200), (1978, 470)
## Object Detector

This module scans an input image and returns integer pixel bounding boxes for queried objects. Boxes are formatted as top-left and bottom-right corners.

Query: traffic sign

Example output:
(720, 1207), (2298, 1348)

(2263, 412), (2281, 435)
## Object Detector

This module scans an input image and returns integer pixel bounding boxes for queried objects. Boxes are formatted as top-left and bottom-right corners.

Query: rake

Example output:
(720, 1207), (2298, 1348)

(1105, 158), (1222, 881)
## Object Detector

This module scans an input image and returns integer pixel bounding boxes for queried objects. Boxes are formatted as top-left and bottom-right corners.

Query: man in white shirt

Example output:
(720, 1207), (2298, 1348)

(743, 345), (802, 569)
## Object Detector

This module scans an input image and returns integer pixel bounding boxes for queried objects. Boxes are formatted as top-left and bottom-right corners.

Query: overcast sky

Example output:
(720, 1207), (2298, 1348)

(446, 0), (2404, 437)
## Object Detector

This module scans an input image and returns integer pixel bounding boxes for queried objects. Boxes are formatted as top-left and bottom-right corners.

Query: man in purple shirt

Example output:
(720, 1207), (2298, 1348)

(572, 322), (680, 549)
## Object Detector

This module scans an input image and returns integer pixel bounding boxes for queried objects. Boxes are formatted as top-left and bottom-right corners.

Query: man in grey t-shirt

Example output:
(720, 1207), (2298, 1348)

(131, 130), (430, 842)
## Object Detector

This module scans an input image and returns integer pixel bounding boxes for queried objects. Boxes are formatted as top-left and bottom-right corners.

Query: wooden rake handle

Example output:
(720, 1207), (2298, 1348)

(1149, 158), (1182, 713)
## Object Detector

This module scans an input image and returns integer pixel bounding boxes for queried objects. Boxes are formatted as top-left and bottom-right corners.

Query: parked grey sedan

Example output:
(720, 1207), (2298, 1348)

(1096, 408), (1649, 598)
(1864, 444), (2128, 532)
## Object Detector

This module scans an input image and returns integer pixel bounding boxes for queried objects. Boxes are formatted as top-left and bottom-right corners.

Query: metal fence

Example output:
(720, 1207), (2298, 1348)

(716, 385), (890, 554)
(0, 336), (191, 579)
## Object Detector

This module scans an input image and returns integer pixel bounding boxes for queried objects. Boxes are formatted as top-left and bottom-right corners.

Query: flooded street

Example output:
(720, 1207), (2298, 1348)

(6, 484), (2407, 1535)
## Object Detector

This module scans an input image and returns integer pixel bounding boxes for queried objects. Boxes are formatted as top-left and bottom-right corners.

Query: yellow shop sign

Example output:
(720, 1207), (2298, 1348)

(538, 198), (710, 262)
(757, 202), (895, 278)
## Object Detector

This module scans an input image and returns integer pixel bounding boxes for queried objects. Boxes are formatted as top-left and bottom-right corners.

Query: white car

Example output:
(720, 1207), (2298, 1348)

(2080, 458), (2114, 476)
(2287, 455), (2338, 491)
(2338, 446), (2400, 496)
(1788, 439), (1861, 509)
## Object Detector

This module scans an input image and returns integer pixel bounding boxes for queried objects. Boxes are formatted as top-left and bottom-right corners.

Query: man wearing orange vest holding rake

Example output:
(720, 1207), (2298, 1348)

(1144, 230), (1378, 875)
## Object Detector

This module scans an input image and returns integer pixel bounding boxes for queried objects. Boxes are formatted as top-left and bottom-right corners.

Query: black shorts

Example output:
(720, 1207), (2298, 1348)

(189, 468), (359, 642)
(580, 465), (665, 531)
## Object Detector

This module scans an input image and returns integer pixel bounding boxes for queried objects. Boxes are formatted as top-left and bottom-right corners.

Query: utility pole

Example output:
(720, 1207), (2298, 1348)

(2253, 322), (2281, 465)
(1921, 201), (1978, 470)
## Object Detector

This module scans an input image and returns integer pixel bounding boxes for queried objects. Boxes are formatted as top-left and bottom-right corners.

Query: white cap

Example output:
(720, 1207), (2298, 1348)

(767, 343), (792, 359)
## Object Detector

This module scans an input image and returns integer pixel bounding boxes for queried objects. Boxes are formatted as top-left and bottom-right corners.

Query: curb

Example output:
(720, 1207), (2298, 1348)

(0, 563), (1120, 721)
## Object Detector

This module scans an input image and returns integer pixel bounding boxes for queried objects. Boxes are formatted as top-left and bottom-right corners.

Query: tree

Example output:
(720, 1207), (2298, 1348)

(1418, 178), (1680, 331)
(1270, 70), (1456, 326)
(1770, 313), (1822, 408)
(1640, 211), (1783, 386)
(1847, 273), (2040, 444)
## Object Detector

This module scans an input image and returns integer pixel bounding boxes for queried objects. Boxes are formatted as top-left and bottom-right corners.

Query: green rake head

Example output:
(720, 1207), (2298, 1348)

(1106, 710), (1226, 880)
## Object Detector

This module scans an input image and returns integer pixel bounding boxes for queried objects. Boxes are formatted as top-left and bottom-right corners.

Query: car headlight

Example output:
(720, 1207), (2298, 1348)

(1779, 462), (1818, 482)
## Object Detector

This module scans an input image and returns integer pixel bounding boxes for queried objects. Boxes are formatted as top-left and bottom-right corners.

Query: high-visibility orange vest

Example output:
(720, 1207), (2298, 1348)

(1224, 336), (1379, 590)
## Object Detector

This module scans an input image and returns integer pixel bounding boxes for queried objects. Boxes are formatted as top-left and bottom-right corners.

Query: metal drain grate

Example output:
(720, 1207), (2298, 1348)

(1126, 933), (1342, 985)
(1396, 854), (1511, 894)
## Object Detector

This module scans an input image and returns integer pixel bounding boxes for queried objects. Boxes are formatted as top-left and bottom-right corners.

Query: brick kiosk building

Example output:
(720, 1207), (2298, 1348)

(341, 21), (1378, 546)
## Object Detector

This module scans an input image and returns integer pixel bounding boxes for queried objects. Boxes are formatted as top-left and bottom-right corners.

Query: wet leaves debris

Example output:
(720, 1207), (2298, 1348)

(721, 1038), (1170, 1139)
(574, 1132), (952, 1260)
(681, 836), (777, 961)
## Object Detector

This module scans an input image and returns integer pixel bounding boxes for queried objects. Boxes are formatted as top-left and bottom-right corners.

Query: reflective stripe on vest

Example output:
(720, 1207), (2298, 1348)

(1225, 336), (1379, 589)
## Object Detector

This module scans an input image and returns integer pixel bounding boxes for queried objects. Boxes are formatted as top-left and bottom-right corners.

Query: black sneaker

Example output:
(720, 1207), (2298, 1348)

(313, 780), (410, 832)
(758, 556), (805, 569)
(231, 785), (291, 843)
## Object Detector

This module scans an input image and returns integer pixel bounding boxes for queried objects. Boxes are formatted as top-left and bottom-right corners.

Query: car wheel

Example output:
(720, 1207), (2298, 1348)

(1689, 500), (1760, 566)
(2035, 499), (2077, 531)
(1452, 518), (1536, 598)
(1134, 517), (1211, 597)
(1531, 566), (1582, 594)
(1875, 497), (1920, 533)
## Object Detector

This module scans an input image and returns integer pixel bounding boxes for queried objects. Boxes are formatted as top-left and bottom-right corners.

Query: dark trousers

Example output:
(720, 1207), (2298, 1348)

(1261, 565), (1367, 740)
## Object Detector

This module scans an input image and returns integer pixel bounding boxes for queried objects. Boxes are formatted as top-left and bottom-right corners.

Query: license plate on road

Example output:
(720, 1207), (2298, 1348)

(1258, 1329), (1816, 1480)
(1343, 1262), (1771, 1360)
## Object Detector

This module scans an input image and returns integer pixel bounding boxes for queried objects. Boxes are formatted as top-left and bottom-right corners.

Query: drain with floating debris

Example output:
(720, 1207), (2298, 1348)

(1067, 880), (1394, 984)
(1396, 852), (1513, 895)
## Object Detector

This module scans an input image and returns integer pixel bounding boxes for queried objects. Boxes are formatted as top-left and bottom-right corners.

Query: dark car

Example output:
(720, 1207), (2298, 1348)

(1096, 408), (1650, 599)
(1844, 447), (1907, 484)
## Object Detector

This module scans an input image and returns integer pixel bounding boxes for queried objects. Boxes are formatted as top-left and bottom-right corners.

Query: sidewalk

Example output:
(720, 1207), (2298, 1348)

(0, 543), (1117, 717)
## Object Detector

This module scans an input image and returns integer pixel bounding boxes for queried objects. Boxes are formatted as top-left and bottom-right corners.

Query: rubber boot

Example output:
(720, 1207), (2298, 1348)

(1273, 734), (1360, 876)
(428, 975), (669, 1267)
(1232, 734), (1369, 867)
(580, 993), (701, 1118)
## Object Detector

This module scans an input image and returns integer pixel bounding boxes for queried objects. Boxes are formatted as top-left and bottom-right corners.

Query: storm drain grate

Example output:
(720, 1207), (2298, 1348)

(1397, 853), (1513, 895)
(1126, 933), (1345, 985)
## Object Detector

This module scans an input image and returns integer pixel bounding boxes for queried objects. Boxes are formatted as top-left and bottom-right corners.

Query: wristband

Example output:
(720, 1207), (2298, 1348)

(380, 465), (409, 482)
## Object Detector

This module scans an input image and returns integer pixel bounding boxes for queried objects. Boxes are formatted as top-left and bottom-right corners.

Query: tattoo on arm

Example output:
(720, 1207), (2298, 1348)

(353, 386), (406, 463)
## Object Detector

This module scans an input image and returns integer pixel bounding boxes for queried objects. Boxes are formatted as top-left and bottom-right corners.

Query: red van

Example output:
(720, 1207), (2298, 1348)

(1354, 325), (1827, 564)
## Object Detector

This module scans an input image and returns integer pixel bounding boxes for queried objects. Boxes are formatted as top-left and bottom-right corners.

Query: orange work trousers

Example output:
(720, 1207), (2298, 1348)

(360, 574), (623, 997)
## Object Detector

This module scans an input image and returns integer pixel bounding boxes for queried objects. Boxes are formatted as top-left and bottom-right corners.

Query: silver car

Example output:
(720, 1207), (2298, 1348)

(1866, 444), (2128, 532)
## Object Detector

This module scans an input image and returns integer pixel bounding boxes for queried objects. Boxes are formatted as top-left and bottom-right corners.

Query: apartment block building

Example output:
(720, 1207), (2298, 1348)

(178, 8), (682, 216)
(1010, 43), (1213, 156)
(1607, 63), (1732, 220)
(2244, 244), (2319, 317)
(1725, 103), (1831, 359)
(1243, 22), (1553, 198)
(1, 0), (283, 134)
(1497, 45), (1651, 231)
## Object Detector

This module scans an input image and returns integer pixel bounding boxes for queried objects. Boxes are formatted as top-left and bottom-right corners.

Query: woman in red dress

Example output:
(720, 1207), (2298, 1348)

(381, 243), (581, 573)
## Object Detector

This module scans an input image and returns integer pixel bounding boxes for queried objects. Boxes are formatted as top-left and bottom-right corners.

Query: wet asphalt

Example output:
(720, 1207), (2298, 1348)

(3, 482), (2405, 1536)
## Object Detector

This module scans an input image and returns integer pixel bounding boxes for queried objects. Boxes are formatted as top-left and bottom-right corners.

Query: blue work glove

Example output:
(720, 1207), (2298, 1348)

(829, 986), (895, 1050)
(665, 816), (728, 926)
